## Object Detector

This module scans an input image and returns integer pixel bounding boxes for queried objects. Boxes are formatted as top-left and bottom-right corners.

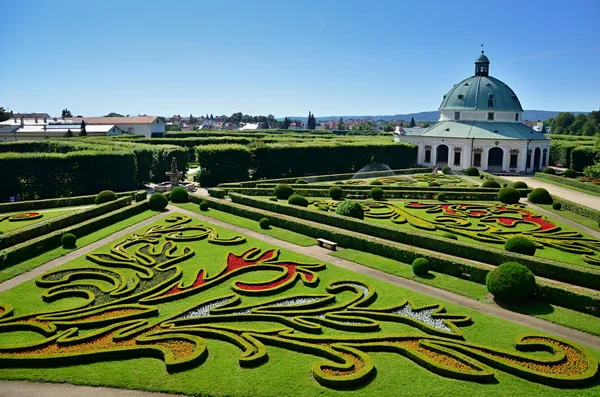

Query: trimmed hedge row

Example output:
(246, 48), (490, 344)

(189, 195), (600, 315)
(570, 146), (596, 172)
(195, 144), (253, 186)
(228, 193), (600, 291)
(551, 196), (600, 223)
(535, 172), (600, 194)
(0, 200), (149, 268)
(0, 190), (144, 213)
(0, 196), (132, 249)
(254, 183), (531, 194)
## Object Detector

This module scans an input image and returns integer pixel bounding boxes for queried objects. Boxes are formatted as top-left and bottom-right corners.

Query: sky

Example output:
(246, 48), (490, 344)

(1, 0), (598, 118)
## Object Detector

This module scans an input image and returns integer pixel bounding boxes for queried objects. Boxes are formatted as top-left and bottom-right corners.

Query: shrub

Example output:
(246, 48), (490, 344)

(288, 194), (308, 207)
(295, 179), (308, 184)
(512, 181), (528, 189)
(329, 186), (343, 200)
(169, 187), (189, 203)
(479, 175), (485, 179)
(441, 166), (451, 174)
(528, 188), (553, 204)
(563, 169), (577, 178)
(428, 182), (440, 187)
(369, 180), (383, 185)
(149, 193), (168, 211)
(504, 236), (536, 256)
(95, 190), (118, 205)
(441, 232), (457, 240)
(486, 262), (536, 303)
(274, 184), (294, 200)
(335, 200), (364, 220)
(552, 202), (562, 210)
(465, 166), (480, 176)
(259, 217), (270, 229)
(498, 187), (520, 204)
(436, 192), (446, 201)
(370, 187), (384, 200)
(570, 146), (596, 172)
(208, 188), (226, 198)
(583, 164), (600, 179)
(542, 167), (556, 175)
(199, 201), (209, 211)
(412, 258), (431, 276)
(481, 180), (501, 188)
(61, 233), (77, 248)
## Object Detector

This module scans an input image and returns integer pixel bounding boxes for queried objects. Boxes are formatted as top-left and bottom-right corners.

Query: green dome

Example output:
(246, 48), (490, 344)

(439, 75), (524, 112)
(475, 53), (490, 63)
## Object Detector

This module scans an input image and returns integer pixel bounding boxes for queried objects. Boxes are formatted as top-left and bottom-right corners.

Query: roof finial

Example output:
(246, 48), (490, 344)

(481, 44), (484, 54)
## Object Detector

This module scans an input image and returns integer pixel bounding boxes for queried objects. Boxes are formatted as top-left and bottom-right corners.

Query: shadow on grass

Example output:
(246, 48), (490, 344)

(493, 297), (555, 316)
(415, 273), (436, 280)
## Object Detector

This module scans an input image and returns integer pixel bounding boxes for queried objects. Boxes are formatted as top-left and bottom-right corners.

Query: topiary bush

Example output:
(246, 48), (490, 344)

(370, 187), (384, 200)
(412, 258), (431, 276)
(288, 194), (308, 207)
(465, 166), (480, 176)
(486, 262), (536, 303)
(95, 190), (118, 205)
(481, 179), (501, 188)
(369, 180), (383, 185)
(563, 169), (577, 178)
(149, 193), (168, 211)
(504, 236), (536, 256)
(542, 167), (556, 175)
(169, 187), (189, 203)
(335, 200), (364, 220)
(441, 232), (457, 240)
(61, 233), (77, 248)
(479, 175), (485, 179)
(199, 201), (209, 211)
(436, 192), (446, 201)
(528, 188), (553, 204)
(274, 184), (294, 200)
(441, 166), (451, 174)
(295, 179), (308, 184)
(329, 186), (343, 200)
(512, 181), (528, 189)
(259, 217), (270, 229)
(498, 187), (520, 204)
(552, 202), (562, 210)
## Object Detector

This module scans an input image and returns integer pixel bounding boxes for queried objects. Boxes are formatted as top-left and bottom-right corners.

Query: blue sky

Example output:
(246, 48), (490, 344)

(1, 0), (598, 118)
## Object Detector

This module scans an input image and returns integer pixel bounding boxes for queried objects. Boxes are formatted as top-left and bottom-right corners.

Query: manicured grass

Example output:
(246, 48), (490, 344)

(173, 202), (316, 246)
(0, 208), (76, 233)
(0, 210), (158, 283)
(0, 214), (597, 396)
(533, 176), (600, 197)
(320, 173), (475, 187)
(332, 249), (600, 337)
(537, 203), (600, 232)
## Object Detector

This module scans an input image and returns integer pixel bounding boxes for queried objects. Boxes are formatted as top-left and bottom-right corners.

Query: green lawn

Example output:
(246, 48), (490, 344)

(0, 208), (78, 233)
(318, 173), (475, 187)
(332, 249), (600, 337)
(0, 210), (158, 283)
(537, 203), (600, 232)
(533, 177), (600, 197)
(0, 213), (597, 396)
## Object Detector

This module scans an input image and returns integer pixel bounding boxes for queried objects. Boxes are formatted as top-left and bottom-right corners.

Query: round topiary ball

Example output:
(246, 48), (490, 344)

(329, 186), (343, 200)
(486, 262), (536, 302)
(295, 179), (308, 184)
(95, 190), (118, 205)
(335, 200), (364, 220)
(412, 258), (431, 276)
(441, 166), (451, 175)
(369, 180), (383, 186)
(479, 175), (485, 179)
(436, 192), (446, 201)
(274, 184), (294, 200)
(259, 217), (270, 229)
(512, 181), (528, 189)
(199, 201), (209, 211)
(61, 233), (77, 248)
(498, 187), (521, 204)
(563, 169), (577, 178)
(465, 166), (480, 176)
(441, 232), (457, 240)
(552, 202), (562, 210)
(169, 187), (189, 203)
(288, 194), (308, 207)
(504, 236), (536, 256)
(527, 188), (553, 204)
(482, 180), (501, 188)
(370, 187), (384, 200)
(542, 167), (556, 175)
(149, 193), (168, 211)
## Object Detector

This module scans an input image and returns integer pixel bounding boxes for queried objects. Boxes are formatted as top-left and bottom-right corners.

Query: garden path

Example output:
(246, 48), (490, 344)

(0, 380), (185, 397)
(502, 176), (600, 209)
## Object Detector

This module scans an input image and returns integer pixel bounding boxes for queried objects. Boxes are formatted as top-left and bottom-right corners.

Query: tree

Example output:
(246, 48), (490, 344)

(409, 117), (416, 128)
(62, 109), (73, 118)
(337, 117), (345, 130)
(104, 112), (124, 117)
(422, 122), (431, 128)
(282, 117), (290, 129)
(64, 129), (73, 138)
(358, 122), (374, 133)
(551, 112), (575, 133)
(383, 122), (396, 132)
(0, 107), (10, 122)
(210, 114), (214, 120)
(307, 112), (316, 130)
(167, 125), (182, 131)
(79, 120), (87, 136)
(189, 114), (197, 124)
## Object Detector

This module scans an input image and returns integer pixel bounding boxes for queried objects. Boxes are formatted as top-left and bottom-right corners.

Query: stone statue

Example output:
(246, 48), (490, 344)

(170, 157), (178, 173)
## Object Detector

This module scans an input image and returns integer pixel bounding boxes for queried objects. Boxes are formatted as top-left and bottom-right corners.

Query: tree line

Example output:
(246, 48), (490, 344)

(547, 110), (599, 136)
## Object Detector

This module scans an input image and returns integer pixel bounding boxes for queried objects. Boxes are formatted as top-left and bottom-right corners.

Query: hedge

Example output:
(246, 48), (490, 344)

(254, 184), (526, 194)
(188, 194), (600, 315)
(535, 172), (600, 195)
(195, 144), (252, 186)
(0, 191), (142, 213)
(551, 196), (600, 223)
(570, 146), (596, 172)
(228, 193), (600, 291)
(0, 200), (149, 268)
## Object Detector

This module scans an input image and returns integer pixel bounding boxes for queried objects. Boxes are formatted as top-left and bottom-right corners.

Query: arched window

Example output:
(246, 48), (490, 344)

(488, 94), (494, 108)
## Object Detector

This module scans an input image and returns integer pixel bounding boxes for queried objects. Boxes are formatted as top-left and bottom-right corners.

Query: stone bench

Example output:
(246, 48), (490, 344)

(317, 238), (338, 251)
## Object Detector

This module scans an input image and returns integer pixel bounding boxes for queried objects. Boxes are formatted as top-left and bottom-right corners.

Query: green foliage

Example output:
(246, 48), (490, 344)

(570, 147), (596, 172)
(481, 180), (501, 188)
(61, 233), (77, 248)
(428, 182), (440, 187)
(199, 201), (209, 211)
(552, 202), (562, 210)
(61, 108), (72, 118)
(195, 144), (251, 186)
(504, 237), (536, 256)
(412, 258), (431, 276)
(536, 172), (600, 194)
(169, 187), (189, 203)
(95, 190), (118, 205)
(498, 187), (520, 204)
(543, 167), (556, 174)
(259, 217), (270, 229)
(441, 232), (457, 240)
(274, 184), (294, 200)
(441, 166), (451, 174)
(335, 200), (364, 220)
(149, 193), (168, 211)
(583, 164), (600, 178)
(370, 187), (384, 200)
(436, 192), (446, 201)
(329, 186), (343, 200)
(563, 169), (577, 178)
(295, 179), (308, 184)
(465, 166), (480, 176)
(167, 125), (182, 132)
(307, 111), (316, 130)
(527, 188), (553, 204)
(479, 175), (484, 179)
(511, 181), (528, 189)
(486, 262), (536, 303)
(207, 188), (226, 198)
(369, 180), (383, 185)
(287, 194), (308, 207)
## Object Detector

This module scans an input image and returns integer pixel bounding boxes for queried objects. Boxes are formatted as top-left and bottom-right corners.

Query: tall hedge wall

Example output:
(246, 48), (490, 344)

(195, 144), (253, 186)
(570, 146), (597, 172)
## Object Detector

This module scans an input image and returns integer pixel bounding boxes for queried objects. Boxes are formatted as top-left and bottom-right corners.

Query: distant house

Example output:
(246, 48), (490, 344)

(0, 116), (122, 141)
(240, 123), (261, 130)
(68, 116), (165, 138)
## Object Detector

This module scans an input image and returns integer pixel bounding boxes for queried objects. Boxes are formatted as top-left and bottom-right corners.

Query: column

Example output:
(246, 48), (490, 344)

(431, 145), (437, 166)
(502, 148), (509, 172)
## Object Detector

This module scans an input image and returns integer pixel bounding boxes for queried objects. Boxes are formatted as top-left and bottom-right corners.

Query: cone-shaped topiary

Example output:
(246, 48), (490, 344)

(288, 194), (308, 207)
(259, 217), (270, 229)
(169, 187), (189, 203)
(412, 258), (431, 276)
(512, 181), (528, 189)
(95, 190), (118, 205)
(498, 187), (521, 204)
(486, 262), (536, 302)
(542, 167), (556, 175)
(482, 180), (501, 188)
(295, 179), (308, 184)
(465, 166), (480, 176)
(199, 201), (209, 211)
(61, 233), (77, 248)
(563, 169), (577, 178)
(369, 180), (383, 185)
(149, 193), (168, 211)
(442, 166), (451, 174)
(504, 236), (536, 256)
(274, 184), (294, 200)
(329, 186), (343, 200)
(335, 200), (364, 220)
(528, 188), (553, 204)
(370, 187), (384, 200)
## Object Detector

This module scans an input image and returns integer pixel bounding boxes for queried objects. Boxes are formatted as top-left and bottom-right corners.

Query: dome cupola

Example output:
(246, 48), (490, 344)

(475, 49), (490, 77)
